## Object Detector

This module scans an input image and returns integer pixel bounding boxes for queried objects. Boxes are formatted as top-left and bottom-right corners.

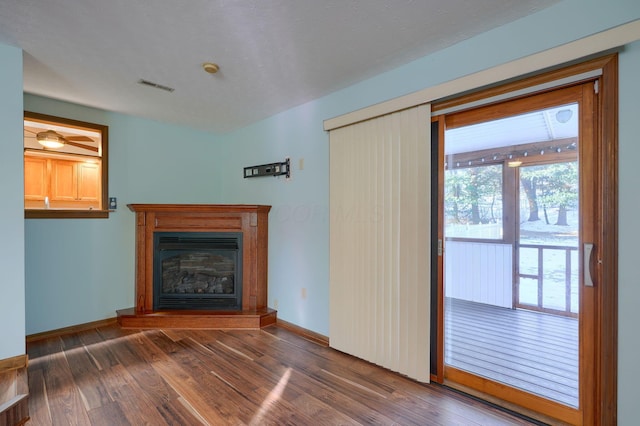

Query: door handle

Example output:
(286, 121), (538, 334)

(584, 243), (594, 287)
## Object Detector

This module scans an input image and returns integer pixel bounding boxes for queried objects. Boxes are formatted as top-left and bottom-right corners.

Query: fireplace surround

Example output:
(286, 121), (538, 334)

(117, 204), (276, 329)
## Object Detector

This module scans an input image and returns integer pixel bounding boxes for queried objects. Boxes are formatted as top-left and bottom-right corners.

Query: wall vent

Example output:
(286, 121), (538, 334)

(138, 79), (175, 92)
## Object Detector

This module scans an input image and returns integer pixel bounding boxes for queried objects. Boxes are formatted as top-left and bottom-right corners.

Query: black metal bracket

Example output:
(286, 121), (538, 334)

(243, 158), (290, 179)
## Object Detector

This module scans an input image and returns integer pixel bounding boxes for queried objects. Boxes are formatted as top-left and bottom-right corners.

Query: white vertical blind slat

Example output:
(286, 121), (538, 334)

(329, 104), (431, 382)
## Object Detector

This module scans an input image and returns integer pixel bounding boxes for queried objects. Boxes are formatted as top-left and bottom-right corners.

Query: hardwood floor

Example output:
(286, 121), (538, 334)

(27, 324), (539, 425)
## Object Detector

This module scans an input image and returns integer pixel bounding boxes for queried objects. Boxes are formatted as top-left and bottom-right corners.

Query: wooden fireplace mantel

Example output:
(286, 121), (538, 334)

(117, 204), (276, 329)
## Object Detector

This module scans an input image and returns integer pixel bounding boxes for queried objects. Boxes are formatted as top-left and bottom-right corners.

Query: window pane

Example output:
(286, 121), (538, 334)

(444, 164), (503, 239)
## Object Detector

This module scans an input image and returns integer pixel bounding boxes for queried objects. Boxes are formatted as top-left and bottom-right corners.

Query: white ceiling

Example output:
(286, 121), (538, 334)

(446, 103), (579, 154)
(0, 0), (561, 134)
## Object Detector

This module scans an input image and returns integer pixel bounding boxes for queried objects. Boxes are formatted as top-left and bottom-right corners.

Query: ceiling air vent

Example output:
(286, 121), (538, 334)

(138, 79), (175, 92)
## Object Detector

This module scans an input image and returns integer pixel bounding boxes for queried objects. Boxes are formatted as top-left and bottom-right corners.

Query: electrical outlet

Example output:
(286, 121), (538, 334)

(299, 158), (305, 170)
(301, 288), (307, 299)
(273, 299), (278, 309)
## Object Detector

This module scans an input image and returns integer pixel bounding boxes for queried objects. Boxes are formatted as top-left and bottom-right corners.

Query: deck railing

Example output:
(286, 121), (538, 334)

(517, 243), (578, 317)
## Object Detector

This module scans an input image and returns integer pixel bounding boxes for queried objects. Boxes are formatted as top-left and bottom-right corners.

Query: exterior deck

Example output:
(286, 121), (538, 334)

(445, 297), (578, 407)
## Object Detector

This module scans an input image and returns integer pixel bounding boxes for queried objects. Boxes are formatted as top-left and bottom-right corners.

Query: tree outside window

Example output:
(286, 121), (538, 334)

(444, 164), (503, 239)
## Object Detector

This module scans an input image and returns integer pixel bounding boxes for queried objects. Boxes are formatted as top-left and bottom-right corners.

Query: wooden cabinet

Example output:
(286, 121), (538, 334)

(24, 156), (48, 203)
(77, 162), (100, 201)
(50, 159), (77, 202)
(25, 152), (102, 210)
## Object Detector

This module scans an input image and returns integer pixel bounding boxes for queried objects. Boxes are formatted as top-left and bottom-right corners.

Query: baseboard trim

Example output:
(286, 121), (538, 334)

(26, 317), (118, 343)
(275, 318), (329, 346)
(23, 315), (330, 349)
(0, 354), (27, 373)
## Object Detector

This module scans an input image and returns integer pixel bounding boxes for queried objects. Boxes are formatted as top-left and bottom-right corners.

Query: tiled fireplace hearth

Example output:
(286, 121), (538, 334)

(117, 204), (276, 329)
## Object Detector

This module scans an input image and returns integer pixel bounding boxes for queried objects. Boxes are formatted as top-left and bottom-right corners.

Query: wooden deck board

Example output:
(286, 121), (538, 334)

(445, 297), (579, 407)
(447, 327), (578, 371)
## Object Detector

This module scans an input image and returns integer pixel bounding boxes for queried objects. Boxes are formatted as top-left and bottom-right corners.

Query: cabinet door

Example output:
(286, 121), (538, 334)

(50, 159), (77, 202)
(24, 156), (48, 208)
(77, 162), (101, 205)
(25, 156), (102, 210)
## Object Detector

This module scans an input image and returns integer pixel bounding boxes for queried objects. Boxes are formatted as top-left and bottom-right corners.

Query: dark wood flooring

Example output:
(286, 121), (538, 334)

(445, 298), (579, 408)
(26, 323), (540, 425)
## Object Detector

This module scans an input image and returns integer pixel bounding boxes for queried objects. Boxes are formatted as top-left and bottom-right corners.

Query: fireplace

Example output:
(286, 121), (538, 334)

(154, 232), (243, 310)
(117, 204), (276, 329)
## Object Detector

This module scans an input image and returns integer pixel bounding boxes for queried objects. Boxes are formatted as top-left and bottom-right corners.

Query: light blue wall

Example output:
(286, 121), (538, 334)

(213, 1), (640, 423)
(24, 95), (223, 333)
(12, 0), (640, 422)
(617, 39), (640, 425)
(304, 0), (640, 127)
(218, 102), (330, 333)
(0, 44), (25, 359)
(214, 0), (640, 337)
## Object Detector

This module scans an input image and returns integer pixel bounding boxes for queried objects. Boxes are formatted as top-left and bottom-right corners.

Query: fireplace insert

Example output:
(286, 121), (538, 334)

(153, 232), (243, 310)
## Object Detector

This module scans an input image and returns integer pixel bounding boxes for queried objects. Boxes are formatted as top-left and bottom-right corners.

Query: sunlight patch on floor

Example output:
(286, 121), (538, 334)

(249, 368), (291, 425)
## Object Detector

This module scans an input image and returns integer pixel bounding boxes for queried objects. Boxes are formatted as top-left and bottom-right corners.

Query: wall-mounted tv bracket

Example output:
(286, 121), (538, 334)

(244, 157), (290, 179)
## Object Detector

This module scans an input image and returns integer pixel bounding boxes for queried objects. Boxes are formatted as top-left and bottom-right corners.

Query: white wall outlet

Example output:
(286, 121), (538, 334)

(301, 288), (307, 299)
(273, 298), (279, 309)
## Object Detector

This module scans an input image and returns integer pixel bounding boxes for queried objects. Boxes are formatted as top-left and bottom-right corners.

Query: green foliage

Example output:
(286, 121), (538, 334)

(520, 162), (578, 211)
(445, 164), (502, 225)
(445, 161), (577, 228)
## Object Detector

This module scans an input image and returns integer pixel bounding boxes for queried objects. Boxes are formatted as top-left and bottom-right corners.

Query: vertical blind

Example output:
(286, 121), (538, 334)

(329, 104), (431, 382)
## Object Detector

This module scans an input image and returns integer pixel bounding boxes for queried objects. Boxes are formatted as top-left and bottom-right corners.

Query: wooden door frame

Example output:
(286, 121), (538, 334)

(431, 54), (618, 425)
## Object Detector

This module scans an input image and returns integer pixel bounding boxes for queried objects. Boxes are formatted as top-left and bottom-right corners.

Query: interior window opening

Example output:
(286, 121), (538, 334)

(23, 111), (109, 219)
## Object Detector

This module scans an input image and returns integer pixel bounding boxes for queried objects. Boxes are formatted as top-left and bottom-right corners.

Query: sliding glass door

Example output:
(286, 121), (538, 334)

(439, 82), (598, 424)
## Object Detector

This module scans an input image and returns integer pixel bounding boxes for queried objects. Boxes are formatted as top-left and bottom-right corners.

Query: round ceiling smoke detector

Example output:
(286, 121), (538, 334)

(203, 63), (220, 74)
